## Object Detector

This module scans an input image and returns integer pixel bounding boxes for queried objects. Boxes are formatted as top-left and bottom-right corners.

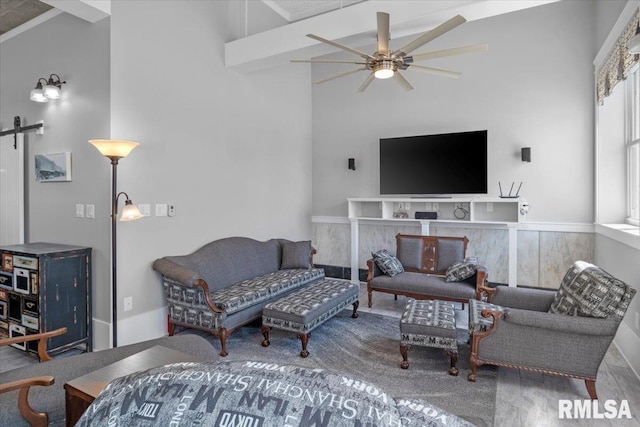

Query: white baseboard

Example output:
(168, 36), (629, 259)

(91, 306), (169, 350)
(92, 318), (111, 351)
(613, 321), (640, 382)
(118, 306), (169, 346)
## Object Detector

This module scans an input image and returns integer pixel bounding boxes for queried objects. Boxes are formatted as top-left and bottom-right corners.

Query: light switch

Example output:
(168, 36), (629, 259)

(155, 204), (168, 217)
(86, 204), (95, 219)
(75, 204), (84, 218)
(138, 204), (151, 217)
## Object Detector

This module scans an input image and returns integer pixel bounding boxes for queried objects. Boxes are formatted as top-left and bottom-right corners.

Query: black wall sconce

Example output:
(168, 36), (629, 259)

(521, 147), (531, 162)
(30, 74), (66, 102)
(348, 158), (356, 170)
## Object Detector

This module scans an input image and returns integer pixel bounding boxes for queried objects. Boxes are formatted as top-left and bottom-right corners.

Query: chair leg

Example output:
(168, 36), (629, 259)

(585, 379), (598, 400)
(352, 301), (359, 318)
(368, 290), (373, 308)
(217, 327), (229, 357)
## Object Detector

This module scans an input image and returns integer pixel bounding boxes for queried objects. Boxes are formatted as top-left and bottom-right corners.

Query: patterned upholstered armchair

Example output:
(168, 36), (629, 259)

(469, 261), (636, 400)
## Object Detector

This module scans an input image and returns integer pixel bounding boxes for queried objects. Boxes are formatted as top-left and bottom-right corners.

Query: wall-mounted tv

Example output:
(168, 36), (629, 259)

(380, 130), (488, 196)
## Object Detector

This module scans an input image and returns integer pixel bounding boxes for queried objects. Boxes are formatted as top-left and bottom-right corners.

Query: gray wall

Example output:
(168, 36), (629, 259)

(0, 14), (111, 324)
(109, 0), (312, 345)
(311, 0), (596, 223)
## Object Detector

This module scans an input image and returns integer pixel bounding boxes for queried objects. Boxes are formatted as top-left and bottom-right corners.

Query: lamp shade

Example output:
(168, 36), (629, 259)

(30, 88), (48, 102)
(43, 84), (61, 99)
(120, 200), (144, 221)
(89, 139), (139, 159)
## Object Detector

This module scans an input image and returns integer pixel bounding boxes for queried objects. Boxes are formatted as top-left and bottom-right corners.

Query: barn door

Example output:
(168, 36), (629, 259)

(0, 133), (25, 245)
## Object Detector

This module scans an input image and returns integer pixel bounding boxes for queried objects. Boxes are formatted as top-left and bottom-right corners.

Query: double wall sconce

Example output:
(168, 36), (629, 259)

(30, 74), (66, 102)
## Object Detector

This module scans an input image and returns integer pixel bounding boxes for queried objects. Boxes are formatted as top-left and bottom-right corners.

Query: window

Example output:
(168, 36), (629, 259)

(627, 67), (639, 226)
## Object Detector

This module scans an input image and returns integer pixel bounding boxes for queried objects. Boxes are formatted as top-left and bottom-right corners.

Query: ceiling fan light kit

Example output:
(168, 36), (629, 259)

(293, 12), (487, 92)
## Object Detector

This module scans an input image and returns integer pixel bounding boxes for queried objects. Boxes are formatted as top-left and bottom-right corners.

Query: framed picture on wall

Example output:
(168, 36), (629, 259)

(35, 152), (72, 182)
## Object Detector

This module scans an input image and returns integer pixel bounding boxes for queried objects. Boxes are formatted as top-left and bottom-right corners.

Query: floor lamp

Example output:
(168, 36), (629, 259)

(89, 139), (143, 348)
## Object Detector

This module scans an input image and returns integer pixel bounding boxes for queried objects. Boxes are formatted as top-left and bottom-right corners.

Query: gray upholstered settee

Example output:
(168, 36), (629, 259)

(152, 236), (324, 357)
(468, 261), (637, 400)
(367, 234), (489, 307)
(0, 334), (215, 427)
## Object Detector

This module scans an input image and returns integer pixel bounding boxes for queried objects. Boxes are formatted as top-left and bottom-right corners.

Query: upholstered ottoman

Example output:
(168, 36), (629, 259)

(468, 299), (506, 334)
(261, 278), (359, 357)
(400, 299), (459, 375)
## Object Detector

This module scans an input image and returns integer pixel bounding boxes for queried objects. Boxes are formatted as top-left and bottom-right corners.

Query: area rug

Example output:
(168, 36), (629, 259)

(183, 311), (497, 427)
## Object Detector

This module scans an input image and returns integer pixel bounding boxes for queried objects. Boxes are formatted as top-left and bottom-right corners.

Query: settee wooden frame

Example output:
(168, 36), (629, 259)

(366, 234), (492, 307)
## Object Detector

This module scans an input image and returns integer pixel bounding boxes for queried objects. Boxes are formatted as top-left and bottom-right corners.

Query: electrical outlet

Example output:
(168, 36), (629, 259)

(168, 205), (175, 217)
(124, 297), (133, 312)
(405, 202), (410, 211)
(75, 204), (84, 218)
(433, 202), (438, 211)
(86, 204), (95, 219)
(487, 202), (494, 212)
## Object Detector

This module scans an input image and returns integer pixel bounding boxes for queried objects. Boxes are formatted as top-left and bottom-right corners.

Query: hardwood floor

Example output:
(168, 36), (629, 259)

(2, 283), (639, 426)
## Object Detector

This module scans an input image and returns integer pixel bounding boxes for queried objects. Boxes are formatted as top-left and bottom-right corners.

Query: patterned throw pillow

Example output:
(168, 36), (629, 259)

(445, 257), (478, 282)
(372, 249), (404, 277)
(549, 262), (637, 321)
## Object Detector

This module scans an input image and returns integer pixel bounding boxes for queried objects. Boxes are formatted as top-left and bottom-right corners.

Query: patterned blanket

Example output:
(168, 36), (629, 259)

(76, 360), (475, 427)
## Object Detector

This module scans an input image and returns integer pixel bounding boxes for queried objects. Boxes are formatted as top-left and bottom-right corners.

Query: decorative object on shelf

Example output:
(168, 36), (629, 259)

(454, 205), (469, 219)
(89, 139), (143, 348)
(393, 211), (409, 218)
(291, 12), (487, 92)
(35, 152), (71, 182)
(30, 74), (66, 102)
(348, 157), (356, 170)
(521, 147), (531, 162)
(498, 181), (522, 198)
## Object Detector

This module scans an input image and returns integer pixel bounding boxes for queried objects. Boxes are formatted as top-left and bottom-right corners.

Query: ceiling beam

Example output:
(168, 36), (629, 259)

(225, 0), (559, 73)
(41, 0), (110, 23)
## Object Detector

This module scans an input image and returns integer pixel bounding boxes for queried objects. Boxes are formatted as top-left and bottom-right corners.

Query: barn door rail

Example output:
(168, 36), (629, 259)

(0, 116), (44, 148)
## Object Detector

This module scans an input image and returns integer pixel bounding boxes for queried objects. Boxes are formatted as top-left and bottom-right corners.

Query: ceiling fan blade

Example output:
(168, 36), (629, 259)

(407, 64), (461, 78)
(377, 12), (390, 56)
(393, 72), (414, 91)
(409, 44), (488, 62)
(393, 15), (466, 58)
(307, 34), (376, 60)
(291, 59), (368, 65)
(356, 73), (376, 93)
(315, 67), (367, 84)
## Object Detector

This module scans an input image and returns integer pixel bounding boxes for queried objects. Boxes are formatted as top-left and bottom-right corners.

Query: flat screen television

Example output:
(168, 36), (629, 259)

(379, 130), (487, 196)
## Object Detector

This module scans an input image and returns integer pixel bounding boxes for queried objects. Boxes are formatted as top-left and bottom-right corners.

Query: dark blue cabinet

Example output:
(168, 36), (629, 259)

(0, 242), (91, 356)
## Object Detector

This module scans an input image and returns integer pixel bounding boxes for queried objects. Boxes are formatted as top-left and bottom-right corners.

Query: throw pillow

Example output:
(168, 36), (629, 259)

(549, 262), (637, 321)
(281, 241), (312, 269)
(372, 249), (404, 277)
(445, 258), (478, 282)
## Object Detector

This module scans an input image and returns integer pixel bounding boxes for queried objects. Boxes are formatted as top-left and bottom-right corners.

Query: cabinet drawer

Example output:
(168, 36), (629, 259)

(13, 255), (38, 270)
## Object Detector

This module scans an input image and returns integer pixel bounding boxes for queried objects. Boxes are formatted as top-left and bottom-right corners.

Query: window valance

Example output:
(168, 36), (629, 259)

(596, 8), (639, 105)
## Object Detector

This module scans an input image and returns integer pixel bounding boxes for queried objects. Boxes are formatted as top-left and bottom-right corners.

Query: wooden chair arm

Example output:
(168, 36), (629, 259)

(0, 327), (67, 362)
(0, 376), (54, 427)
(474, 267), (496, 302)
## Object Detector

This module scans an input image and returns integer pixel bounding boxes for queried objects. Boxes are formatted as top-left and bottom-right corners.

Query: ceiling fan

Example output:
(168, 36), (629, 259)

(292, 12), (487, 92)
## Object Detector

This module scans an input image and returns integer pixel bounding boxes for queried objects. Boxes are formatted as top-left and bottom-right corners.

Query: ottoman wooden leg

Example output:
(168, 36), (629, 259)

(352, 301), (359, 318)
(261, 326), (271, 347)
(297, 332), (311, 358)
(447, 350), (459, 376)
(400, 344), (410, 369)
